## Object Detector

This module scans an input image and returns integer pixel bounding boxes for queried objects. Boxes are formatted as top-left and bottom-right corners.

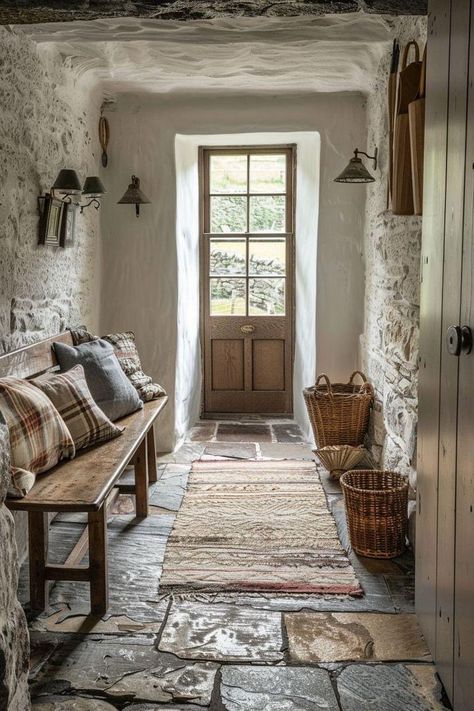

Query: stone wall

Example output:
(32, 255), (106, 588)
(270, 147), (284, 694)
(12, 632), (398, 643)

(360, 16), (427, 540)
(0, 27), (102, 709)
(0, 419), (29, 711)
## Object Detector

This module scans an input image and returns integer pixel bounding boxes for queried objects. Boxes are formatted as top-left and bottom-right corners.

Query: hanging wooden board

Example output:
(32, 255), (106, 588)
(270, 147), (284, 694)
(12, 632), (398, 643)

(392, 41), (422, 215)
(409, 46), (426, 215)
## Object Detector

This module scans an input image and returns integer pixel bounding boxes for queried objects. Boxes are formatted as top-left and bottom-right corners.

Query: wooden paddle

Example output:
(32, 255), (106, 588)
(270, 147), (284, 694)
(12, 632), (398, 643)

(409, 45), (426, 215)
(392, 41), (422, 215)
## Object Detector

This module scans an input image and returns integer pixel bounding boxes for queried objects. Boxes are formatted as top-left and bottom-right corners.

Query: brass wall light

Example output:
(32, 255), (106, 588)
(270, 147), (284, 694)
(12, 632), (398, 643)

(334, 148), (378, 183)
(117, 175), (150, 217)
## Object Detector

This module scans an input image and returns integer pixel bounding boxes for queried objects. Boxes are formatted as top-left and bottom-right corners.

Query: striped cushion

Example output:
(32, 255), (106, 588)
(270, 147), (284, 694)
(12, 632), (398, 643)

(0, 377), (75, 498)
(102, 331), (167, 402)
(32, 365), (123, 451)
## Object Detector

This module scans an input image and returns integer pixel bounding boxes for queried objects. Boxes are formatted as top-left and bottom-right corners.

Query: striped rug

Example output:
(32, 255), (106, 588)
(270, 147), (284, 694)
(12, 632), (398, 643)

(160, 460), (362, 596)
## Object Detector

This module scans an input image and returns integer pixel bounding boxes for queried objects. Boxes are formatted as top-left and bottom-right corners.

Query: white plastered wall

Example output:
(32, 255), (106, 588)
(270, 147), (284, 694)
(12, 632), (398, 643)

(99, 92), (367, 450)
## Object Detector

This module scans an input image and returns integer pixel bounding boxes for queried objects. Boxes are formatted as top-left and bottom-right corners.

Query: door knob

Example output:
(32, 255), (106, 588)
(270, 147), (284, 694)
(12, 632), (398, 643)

(446, 325), (473, 356)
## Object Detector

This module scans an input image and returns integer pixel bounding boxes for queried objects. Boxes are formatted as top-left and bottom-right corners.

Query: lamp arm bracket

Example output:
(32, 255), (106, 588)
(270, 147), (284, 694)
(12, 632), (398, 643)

(80, 198), (101, 214)
(354, 147), (378, 171)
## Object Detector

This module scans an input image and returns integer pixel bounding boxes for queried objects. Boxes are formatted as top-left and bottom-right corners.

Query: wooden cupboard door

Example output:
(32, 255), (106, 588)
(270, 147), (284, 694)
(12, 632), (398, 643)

(435, 0), (471, 698)
(454, 5), (474, 707)
(201, 147), (295, 415)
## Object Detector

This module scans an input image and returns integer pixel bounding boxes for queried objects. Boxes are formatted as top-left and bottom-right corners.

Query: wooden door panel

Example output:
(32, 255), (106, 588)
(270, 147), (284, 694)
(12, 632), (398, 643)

(417, 0), (450, 658)
(454, 4), (474, 707)
(252, 340), (285, 391)
(435, 0), (470, 697)
(211, 340), (244, 390)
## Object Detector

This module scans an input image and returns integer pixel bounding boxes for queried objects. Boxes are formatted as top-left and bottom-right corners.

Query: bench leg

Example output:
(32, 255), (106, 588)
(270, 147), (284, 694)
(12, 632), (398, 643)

(28, 511), (49, 611)
(134, 436), (149, 518)
(88, 505), (108, 615)
(147, 426), (158, 483)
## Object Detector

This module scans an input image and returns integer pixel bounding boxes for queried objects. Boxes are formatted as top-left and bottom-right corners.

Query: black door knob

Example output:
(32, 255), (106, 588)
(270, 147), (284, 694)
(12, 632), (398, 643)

(446, 325), (472, 356)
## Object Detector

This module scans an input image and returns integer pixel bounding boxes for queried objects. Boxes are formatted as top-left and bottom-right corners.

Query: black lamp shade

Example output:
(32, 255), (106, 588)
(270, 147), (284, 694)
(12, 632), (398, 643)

(52, 169), (82, 193)
(334, 157), (375, 184)
(83, 176), (106, 196)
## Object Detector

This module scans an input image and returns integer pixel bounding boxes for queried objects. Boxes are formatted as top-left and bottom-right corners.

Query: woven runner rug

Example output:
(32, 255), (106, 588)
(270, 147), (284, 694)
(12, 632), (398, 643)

(160, 460), (362, 596)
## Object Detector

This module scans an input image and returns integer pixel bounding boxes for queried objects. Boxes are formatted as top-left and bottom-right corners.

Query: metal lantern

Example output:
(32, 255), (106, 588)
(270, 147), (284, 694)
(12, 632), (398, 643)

(117, 175), (151, 217)
(334, 148), (378, 184)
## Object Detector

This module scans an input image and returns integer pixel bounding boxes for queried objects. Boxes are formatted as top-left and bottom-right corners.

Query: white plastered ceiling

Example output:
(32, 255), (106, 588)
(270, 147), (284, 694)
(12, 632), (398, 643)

(18, 13), (395, 96)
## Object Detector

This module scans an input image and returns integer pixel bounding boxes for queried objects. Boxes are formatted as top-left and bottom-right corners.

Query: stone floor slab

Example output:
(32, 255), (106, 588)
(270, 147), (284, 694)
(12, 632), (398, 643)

(202, 443), (257, 459)
(272, 423), (305, 443)
(31, 635), (217, 706)
(259, 443), (314, 460)
(159, 601), (283, 662)
(188, 423), (217, 441)
(285, 612), (430, 663)
(32, 698), (117, 710)
(220, 665), (339, 710)
(337, 663), (449, 710)
(157, 443), (205, 464)
(216, 424), (272, 442)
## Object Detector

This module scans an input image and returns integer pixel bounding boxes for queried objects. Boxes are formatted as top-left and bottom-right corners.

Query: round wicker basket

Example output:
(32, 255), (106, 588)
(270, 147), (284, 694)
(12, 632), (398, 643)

(340, 469), (408, 558)
(303, 371), (374, 448)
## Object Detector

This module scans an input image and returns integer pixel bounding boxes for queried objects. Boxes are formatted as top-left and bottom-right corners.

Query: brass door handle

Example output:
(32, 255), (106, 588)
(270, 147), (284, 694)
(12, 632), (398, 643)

(240, 324), (256, 334)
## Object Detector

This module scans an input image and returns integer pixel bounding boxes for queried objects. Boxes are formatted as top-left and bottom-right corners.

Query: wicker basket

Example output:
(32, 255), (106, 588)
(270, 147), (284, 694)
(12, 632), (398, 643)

(303, 371), (374, 447)
(340, 470), (408, 558)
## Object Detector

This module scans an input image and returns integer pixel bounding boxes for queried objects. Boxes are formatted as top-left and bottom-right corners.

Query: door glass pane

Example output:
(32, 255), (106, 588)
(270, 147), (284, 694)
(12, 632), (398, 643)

(249, 195), (285, 233)
(210, 239), (246, 275)
(210, 196), (247, 233)
(249, 278), (285, 315)
(249, 154), (286, 193)
(249, 238), (286, 276)
(210, 277), (246, 315)
(210, 155), (247, 194)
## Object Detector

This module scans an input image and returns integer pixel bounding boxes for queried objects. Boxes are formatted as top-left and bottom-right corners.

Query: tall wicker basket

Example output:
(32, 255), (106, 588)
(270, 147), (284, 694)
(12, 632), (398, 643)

(340, 470), (409, 558)
(303, 371), (374, 447)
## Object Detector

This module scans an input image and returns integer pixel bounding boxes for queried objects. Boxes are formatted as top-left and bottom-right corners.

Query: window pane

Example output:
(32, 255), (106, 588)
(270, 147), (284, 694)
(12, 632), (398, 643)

(249, 195), (285, 233)
(210, 155), (247, 194)
(210, 239), (246, 276)
(210, 278), (246, 315)
(249, 278), (285, 315)
(249, 238), (286, 276)
(249, 154), (286, 193)
(210, 196), (247, 233)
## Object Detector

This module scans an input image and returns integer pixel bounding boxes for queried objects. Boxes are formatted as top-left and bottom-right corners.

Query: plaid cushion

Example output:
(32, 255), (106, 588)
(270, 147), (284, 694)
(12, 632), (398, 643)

(102, 331), (166, 402)
(32, 365), (123, 450)
(0, 377), (75, 498)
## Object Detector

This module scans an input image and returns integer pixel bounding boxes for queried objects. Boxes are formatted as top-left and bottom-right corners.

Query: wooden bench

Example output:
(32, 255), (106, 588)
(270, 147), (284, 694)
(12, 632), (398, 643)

(0, 331), (168, 615)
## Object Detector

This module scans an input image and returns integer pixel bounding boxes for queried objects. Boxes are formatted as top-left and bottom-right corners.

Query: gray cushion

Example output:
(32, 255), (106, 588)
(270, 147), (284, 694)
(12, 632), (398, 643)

(54, 339), (143, 422)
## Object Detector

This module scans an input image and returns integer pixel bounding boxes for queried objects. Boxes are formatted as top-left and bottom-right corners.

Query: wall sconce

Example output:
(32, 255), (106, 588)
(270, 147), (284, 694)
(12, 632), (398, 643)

(49, 169), (107, 212)
(117, 175), (151, 217)
(334, 148), (378, 183)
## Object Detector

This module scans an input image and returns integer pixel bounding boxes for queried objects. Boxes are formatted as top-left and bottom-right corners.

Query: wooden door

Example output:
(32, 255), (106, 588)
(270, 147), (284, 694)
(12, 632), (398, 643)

(418, 1), (474, 707)
(200, 146), (295, 414)
(454, 4), (474, 707)
(416, 0), (450, 660)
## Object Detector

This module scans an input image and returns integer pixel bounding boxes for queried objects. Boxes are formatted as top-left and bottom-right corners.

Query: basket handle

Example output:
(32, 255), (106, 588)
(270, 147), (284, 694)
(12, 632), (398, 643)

(348, 371), (374, 395)
(315, 373), (333, 394)
(348, 370), (368, 384)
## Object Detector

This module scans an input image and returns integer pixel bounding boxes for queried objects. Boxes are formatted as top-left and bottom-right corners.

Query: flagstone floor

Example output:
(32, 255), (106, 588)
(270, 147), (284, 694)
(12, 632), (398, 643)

(21, 419), (451, 710)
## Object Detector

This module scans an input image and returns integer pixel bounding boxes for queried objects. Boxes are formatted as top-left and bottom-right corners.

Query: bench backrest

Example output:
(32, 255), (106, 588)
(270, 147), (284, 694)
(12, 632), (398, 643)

(0, 332), (73, 379)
